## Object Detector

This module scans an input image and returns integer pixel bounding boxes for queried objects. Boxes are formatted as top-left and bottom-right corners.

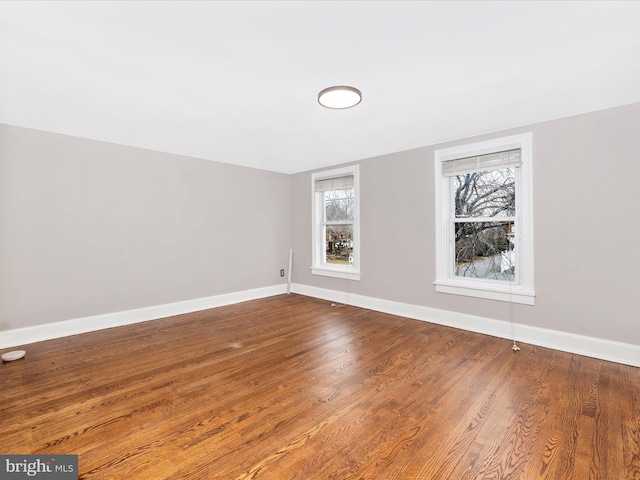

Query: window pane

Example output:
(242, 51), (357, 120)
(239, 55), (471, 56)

(453, 167), (515, 218)
(325, 224), (353, 265)
(325, 189), (354, 222)
(455, 221), (515, 281)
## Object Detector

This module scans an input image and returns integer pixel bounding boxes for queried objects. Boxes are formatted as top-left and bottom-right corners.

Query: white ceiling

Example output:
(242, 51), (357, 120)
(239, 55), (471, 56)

(1, 1), (639, 174)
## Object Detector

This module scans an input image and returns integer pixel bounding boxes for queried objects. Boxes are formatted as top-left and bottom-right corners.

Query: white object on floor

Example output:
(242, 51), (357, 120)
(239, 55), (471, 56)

(2, 350), (26, 362)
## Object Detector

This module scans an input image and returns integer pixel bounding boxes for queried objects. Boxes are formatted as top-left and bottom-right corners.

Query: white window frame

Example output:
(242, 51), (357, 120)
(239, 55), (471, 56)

(434, 133), (534, 305)
(311, 165), (360, 280)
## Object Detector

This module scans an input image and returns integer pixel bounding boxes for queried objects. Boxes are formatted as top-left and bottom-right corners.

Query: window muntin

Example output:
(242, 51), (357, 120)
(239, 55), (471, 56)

(312, 166), (360, 280)
(434, 134), (534, 304)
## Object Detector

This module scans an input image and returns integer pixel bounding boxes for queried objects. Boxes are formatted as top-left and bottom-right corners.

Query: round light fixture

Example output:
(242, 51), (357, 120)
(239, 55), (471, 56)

(318, 86), (362, 109)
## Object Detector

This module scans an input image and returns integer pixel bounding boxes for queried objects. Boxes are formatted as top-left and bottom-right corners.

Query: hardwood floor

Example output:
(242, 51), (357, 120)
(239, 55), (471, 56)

(1, 294), (639, 479)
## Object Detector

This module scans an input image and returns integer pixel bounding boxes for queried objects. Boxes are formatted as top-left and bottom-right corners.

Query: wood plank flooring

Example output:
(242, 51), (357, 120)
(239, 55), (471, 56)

(1, 294), (639, 479)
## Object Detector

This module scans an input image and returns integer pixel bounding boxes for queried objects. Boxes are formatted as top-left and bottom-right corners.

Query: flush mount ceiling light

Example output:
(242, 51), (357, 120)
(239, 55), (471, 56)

(318, 86), (362, 109)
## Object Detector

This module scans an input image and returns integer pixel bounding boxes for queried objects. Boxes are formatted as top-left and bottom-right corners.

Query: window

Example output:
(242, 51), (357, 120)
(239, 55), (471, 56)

(312, 165), (360, 280)
(434, 133), (534, 304)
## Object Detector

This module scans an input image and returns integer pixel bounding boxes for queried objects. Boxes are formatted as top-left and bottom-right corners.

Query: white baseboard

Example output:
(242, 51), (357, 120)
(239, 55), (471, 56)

(4, 283), (638, 368)
(291, 283), (640, 368)
(0, 284), (287, 349)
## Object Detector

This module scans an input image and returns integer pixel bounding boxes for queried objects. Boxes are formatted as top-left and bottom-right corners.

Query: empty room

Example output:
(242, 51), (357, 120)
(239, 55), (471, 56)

(1, 1), (639, 479)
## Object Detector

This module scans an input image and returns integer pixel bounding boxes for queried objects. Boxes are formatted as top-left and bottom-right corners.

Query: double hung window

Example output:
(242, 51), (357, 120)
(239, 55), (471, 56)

(311, 165), (360, 280)
(434, 133), (534, 304)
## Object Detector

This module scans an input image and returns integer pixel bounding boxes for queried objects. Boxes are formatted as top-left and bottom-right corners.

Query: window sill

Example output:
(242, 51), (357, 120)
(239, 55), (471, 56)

(311, 266), (361, 281)
(434, 281), (535, 305)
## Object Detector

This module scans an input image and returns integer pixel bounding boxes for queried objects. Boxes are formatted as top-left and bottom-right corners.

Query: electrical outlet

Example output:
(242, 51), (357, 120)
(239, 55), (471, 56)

(280, 269), (285, 277)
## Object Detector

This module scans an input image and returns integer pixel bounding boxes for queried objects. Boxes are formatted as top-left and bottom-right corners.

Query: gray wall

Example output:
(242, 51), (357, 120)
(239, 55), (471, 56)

(3, 103), (638, 346)
(0, 124), (291, 330)
(291, 102), (640, 345)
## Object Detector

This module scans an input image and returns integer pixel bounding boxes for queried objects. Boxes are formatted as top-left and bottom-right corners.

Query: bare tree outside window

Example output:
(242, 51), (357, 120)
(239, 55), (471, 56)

(453, 167), (516, 281)
(435, 134), (533, 304)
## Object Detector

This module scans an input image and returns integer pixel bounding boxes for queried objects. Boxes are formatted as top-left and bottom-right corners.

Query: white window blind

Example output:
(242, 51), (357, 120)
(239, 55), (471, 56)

(442, 149), (521, 177)
(314, 175), (354, 192)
